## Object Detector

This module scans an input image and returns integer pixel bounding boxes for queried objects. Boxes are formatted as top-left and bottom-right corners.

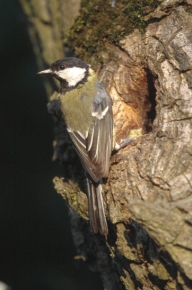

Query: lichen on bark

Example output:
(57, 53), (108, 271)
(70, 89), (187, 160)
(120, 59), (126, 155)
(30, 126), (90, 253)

(66, 0), (162, 67)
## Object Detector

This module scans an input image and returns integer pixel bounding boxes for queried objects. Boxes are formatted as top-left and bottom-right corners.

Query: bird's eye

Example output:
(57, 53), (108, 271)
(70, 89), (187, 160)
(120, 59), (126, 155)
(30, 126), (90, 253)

(60, 64), (66, 70)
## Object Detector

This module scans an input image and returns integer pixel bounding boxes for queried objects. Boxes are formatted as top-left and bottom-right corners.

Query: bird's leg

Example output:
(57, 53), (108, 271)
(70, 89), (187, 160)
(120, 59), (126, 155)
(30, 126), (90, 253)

(111, 0), (116, 7)
(114, 137), (137, 151)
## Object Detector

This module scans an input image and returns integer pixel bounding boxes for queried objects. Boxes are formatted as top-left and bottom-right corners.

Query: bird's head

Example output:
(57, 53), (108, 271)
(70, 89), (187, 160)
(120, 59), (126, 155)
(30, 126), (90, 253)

(38, 57), (92, 91)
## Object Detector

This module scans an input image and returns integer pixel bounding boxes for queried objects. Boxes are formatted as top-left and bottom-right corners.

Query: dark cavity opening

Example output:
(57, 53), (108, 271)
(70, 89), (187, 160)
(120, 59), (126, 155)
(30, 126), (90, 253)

(145, 68), (157, 132)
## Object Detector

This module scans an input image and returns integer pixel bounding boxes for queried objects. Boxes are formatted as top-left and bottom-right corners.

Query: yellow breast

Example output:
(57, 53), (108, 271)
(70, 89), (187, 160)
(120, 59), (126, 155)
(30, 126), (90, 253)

(60, 73), (97, 134)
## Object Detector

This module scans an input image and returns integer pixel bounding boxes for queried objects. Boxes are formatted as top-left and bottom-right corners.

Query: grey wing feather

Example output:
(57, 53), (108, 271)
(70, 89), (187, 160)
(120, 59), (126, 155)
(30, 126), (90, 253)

(68, 82), (113, 182)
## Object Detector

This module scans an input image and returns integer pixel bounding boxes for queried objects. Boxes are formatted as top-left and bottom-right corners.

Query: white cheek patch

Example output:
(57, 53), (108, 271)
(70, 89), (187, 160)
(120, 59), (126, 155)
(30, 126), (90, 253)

(57, 67), (86, 86)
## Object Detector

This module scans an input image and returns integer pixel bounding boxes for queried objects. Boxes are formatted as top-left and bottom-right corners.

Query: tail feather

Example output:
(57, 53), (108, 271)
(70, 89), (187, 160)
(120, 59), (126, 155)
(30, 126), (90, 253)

(87, 179), (108, 235)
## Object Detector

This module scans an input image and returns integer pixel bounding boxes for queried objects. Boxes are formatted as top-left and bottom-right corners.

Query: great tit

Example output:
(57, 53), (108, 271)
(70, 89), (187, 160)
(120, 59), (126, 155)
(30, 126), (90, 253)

(38, 57), (114, 235)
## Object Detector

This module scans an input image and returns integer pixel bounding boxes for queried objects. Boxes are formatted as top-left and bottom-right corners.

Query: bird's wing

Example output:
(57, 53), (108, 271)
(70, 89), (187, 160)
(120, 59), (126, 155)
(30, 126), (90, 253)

(67, 82), (113, 183)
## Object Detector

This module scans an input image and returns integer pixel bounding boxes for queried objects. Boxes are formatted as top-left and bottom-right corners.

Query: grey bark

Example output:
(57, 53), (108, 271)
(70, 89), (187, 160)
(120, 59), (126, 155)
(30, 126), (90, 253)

(19, 0), (192, 289)
(18, 0), (81, 93)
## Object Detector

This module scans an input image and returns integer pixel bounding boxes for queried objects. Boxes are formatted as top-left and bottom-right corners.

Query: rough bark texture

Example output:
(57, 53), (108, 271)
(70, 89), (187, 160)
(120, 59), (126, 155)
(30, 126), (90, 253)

(19, 0), (192, 289)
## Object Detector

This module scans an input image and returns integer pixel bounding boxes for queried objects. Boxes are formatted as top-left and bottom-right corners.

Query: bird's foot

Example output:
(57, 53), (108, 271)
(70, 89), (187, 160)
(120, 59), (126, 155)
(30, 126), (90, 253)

(114, 137), (137, 151)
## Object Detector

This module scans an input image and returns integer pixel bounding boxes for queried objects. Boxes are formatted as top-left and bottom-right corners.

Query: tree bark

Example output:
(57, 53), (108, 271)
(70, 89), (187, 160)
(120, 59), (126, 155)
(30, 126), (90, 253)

(19, 0), (192, 289)
(18, 0), (81, 93)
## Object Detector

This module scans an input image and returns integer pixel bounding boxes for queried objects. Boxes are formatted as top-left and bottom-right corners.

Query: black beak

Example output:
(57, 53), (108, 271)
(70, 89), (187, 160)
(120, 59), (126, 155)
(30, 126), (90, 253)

(37, 69), (52, 75)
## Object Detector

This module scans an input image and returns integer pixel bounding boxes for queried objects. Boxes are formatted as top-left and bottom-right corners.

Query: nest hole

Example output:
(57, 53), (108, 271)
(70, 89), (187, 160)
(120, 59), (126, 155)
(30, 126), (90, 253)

(145, 68), (157, 132)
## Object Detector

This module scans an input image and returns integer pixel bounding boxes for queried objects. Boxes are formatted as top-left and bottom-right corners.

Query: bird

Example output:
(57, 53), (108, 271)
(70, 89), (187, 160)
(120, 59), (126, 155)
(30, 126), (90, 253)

(38, 57), (114, 235)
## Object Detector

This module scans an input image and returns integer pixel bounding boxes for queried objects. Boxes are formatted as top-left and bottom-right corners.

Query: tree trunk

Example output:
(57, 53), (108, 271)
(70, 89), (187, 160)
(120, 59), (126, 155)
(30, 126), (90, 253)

(19, 0), (192, 289)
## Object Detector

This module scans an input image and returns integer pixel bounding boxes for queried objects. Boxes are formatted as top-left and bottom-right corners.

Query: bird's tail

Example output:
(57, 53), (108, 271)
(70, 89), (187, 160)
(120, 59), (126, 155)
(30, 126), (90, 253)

(87, 178), (108, 235)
